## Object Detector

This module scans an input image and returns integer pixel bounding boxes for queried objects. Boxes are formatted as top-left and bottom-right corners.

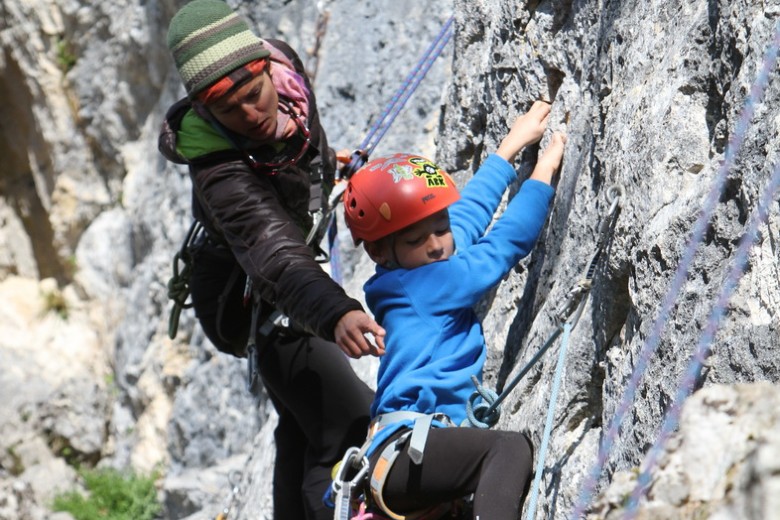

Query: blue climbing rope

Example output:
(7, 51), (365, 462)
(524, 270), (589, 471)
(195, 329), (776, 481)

(623, 156), (780, 518)
(524, 322), (573, 520)
(571, 18), (780, 518)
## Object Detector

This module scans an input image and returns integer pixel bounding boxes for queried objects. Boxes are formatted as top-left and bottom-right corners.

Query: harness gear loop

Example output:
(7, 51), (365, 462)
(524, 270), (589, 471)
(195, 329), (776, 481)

(462, 185), (623, 428)
(326, 411), (457, 520)
(167, 220), (205, 339)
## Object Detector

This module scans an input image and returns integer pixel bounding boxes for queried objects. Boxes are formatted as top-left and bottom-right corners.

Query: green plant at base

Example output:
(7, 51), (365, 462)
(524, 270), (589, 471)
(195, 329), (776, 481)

(52, 468), (161, 520)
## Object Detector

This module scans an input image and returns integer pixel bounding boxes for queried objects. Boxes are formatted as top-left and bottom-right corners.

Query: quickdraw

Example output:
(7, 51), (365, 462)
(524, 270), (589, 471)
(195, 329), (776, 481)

(330, 447), (371, 520)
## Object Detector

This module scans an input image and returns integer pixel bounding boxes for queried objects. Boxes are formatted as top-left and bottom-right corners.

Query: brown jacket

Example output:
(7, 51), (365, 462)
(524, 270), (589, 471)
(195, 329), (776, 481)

(158, 39), (362, 342)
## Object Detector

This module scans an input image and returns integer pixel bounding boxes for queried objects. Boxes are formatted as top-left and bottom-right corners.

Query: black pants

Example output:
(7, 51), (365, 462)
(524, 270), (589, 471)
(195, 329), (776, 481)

(259, 333), (373, 519)
(190, 242), (374, 519)
(370, 427), (534, 520)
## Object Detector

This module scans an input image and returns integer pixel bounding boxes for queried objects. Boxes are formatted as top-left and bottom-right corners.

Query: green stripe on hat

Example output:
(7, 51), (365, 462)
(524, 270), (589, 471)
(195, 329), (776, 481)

(172, 16), (246, 65)
(182, 37), (269, 94)
(167, 0), (270, 97)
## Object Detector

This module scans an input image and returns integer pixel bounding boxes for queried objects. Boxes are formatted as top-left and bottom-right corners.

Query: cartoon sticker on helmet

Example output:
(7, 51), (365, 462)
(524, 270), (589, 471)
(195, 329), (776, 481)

(389, 164), (415, 183)
(408, 157), (449, 188)
(365, 156), (416, 183)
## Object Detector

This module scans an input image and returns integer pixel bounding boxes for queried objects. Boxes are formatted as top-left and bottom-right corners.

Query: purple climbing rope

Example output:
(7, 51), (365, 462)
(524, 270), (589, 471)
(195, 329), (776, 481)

(360, 16), (454, 156)
(623, 154), (780, 518)
(571, 19), (780, 518)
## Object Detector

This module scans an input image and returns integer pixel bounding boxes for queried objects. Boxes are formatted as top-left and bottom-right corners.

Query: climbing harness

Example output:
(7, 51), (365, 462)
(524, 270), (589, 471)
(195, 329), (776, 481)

(463, 185), (623, 430)
(167, 220), (205, 339)
(572, 19), (780, 518)
(215, 470), (243, 520)
(328, 411), (463, 520)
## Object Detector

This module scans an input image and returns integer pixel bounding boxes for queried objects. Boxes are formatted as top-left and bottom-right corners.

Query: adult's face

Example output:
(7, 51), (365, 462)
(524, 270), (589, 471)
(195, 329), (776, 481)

(208, 70), (279, 143)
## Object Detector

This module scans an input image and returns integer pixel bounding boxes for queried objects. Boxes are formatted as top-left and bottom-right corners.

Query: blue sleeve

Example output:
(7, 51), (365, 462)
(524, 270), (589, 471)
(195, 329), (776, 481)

(449, 154), (518, 249)
(403, 179), (555, 312)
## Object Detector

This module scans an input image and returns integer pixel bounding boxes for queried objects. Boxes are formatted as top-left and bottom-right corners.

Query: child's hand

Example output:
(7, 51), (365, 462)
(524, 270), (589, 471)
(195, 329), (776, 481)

(496, 100), (552, 162)
(530, 132), (567, 185)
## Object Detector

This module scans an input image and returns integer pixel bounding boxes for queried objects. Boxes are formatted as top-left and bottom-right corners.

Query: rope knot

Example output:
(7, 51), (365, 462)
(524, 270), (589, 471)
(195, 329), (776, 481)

(463, 375), (501, 429)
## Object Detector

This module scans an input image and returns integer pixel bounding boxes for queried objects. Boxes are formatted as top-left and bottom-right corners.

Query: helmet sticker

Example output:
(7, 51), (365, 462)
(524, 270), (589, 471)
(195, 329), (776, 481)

(389, 164), (415, 183)
(366, 156), (412, 173)
(408, 157), (449, 188)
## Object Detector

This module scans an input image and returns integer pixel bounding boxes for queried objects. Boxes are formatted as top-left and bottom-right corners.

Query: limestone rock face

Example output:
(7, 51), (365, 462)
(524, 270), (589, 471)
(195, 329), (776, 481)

(591, 383), (780, 519)
(0, 0), (778, 519)
(433, 3), (780, 517)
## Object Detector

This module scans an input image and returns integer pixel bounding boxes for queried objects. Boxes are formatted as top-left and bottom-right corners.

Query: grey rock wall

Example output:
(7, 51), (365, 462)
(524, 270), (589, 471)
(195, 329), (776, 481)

(0, 0), (778, 519)
(435, 0), (780, 518)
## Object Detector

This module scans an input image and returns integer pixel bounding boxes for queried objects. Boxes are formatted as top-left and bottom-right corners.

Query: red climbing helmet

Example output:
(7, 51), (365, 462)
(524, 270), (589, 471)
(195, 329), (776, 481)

(343, 153), (461, 244)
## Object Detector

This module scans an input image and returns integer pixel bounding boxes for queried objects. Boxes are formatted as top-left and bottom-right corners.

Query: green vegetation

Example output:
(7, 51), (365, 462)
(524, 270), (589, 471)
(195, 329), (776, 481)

(65, 254), (79, 279)
(5, 444), (24, 476)
(42, 289), (68, 319)
(56, 37), (77, 72)
(52, 468), (161, 520)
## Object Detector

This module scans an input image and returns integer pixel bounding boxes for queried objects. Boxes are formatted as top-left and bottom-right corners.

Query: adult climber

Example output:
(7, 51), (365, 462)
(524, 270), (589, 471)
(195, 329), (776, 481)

(158, 1), (383, 519)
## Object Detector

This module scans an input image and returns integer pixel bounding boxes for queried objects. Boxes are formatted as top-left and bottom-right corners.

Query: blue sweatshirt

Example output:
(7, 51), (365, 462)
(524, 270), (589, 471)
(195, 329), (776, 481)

(363, 153), (555, 454)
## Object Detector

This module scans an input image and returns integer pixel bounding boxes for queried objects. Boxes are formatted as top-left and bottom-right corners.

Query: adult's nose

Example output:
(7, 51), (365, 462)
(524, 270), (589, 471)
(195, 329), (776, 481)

(240, 104), (258, 123)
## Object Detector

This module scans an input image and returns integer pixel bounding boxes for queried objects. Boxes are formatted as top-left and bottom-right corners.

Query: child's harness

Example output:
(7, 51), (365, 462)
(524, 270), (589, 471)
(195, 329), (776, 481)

(329, 411), (463, 520)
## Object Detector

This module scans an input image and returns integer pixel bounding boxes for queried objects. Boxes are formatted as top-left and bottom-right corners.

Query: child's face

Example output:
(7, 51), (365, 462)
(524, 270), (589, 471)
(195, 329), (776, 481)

(383, 209), (455, 269)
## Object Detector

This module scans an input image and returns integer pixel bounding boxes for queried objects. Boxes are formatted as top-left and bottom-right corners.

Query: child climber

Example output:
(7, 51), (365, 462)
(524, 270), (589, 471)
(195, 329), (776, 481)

(341, 100), (566, 519)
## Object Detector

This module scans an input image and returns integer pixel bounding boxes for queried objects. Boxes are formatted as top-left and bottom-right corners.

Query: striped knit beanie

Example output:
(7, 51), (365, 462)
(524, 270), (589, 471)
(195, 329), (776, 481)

(167, 0), (271, 98)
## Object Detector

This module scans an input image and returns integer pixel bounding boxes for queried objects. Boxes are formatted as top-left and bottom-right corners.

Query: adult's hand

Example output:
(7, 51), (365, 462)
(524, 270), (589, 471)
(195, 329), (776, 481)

(334, 310), (386, 358)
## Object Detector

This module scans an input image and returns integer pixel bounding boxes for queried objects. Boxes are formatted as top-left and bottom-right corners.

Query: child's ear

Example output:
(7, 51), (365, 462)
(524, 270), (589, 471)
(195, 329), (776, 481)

(364, 241), (387, 266)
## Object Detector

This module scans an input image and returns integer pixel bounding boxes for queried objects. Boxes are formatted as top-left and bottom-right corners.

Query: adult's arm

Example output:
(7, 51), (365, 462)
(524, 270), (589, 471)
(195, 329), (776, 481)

(193, 160), (361, 342)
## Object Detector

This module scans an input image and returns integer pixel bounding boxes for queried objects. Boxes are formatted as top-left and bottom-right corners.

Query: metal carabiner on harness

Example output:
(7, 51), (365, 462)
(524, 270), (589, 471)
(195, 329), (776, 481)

(331, 446), (370, 520)
(306, 149), (368, 252)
